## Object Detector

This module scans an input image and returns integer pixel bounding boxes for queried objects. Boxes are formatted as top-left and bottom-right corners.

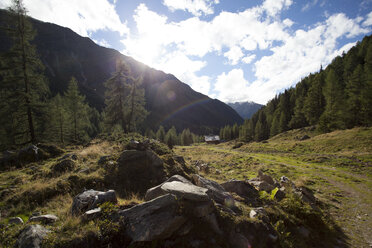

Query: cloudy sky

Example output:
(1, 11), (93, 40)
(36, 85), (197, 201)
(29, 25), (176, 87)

(1, 0), (371, 104)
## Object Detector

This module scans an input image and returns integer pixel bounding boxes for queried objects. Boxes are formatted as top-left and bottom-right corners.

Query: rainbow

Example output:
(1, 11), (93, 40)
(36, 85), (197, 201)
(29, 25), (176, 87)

(160, 97), (211, 125)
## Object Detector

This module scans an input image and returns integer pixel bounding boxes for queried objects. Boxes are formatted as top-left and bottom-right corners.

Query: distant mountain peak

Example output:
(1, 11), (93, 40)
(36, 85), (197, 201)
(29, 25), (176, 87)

(227, 101), (263, 119)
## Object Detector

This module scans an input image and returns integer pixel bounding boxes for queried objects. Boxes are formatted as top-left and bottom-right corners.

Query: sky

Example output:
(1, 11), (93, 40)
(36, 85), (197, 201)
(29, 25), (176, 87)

(1, 0), (371, 104)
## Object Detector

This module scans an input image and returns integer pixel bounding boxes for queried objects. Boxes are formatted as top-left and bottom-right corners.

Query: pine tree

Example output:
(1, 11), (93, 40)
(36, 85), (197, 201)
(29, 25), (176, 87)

(345, 65), (364, 127)
(45, 94), (67, 143)
(362, 45), (372, 126)
(65, 77), (91, 142)
(0, 0), (49, 145)
(156, 126), (166, 142)
(270, 113), (280, 137)
(304, 74), (325, 125)
(104, 61), (131, 132)
(126, 77), (148, 132)
(165, 126), (178, 149)
(181, 129), (193, 146)
(254, 120), (264, 141)
(232, 123), (239, 139)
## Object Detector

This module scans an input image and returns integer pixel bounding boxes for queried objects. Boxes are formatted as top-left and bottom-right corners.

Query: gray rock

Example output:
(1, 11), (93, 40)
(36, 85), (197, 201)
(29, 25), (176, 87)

(249, 207), (266, 219)
(51, 159), (75, 174)
(221, 180), (259, 203)
(280, 176), (290, 184)
(258, 171), (275, 185)
(160, 181), (209, 201)
(274, 187), (286, 201)
(295, 186), (316, 204)
(191, 174), (231, 204)
(18, 145), (39, 164)
(119, 194), (186, 242)
(16, 225), (50, 248)
(9, 217), (24, 225)
(71, 189), (117, 216)
(248, 179), (275, 192)
(28, 214), (58, 224)
(145, 175), (192, 201)
(82, 208), (102, 221)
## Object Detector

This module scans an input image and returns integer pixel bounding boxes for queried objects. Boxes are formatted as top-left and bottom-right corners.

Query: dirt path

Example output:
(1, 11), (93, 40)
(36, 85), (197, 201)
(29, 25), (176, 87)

(179, 146), (372, 247)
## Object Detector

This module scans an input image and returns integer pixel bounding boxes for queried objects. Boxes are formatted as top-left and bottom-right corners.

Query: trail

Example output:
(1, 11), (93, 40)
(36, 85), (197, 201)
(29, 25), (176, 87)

(180, 146), (372, 247)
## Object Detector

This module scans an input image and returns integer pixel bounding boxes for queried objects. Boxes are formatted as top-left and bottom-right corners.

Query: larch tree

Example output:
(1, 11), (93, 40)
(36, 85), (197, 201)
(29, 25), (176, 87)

(64, 77), (91, 142)
(126, 77), (148, 132)
(0, 0), (48, 145)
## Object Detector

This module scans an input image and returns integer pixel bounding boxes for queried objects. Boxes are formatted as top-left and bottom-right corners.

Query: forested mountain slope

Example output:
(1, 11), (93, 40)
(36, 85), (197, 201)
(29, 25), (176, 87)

(0, 9), (242, 134)
(239, 35), (372, 141)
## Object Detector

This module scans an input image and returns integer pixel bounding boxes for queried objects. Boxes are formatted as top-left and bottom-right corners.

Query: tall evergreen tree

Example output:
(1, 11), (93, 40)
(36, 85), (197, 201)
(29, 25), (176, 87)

(156, 125), (166, 143)
(45, 94), (67, 143)
(165, 126), (178, 148)
(126, 77), (148, 132)
(345, 65), (364, 127)
(0, 0), (49, 145)
(362, 45), (372, 126)
(304, 74), (325, 125)
(104, 61), (131, 132)
(65, 77), (91, 142)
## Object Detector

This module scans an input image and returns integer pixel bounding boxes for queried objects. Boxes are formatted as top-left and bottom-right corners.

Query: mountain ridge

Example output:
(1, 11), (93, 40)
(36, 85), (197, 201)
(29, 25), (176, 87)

(0, 9), (243, 134)
(227, 101), (263, 119)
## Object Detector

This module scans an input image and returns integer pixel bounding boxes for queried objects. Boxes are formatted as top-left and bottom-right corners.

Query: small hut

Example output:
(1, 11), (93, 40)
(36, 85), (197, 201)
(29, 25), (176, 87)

(204, 135), (220, 144)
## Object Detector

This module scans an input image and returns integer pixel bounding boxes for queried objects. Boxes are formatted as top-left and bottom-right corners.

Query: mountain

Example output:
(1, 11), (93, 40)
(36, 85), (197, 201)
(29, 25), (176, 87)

(0, 9), (243, 134)
(227, 102), (263, 119)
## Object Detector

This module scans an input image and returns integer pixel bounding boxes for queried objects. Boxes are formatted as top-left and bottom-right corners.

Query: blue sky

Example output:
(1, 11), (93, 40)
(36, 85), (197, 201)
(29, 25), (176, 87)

(1, 0), (371, 104)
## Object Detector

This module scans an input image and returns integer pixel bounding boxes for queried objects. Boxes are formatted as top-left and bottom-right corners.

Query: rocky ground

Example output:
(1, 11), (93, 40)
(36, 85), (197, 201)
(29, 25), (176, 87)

(0, 127), (371, 247)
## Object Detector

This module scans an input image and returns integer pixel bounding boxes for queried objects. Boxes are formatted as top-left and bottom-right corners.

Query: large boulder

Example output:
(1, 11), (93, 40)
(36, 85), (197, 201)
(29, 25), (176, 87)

(16, 225), (50, 248)
(191, 174), (232, 204)
(106, 150), (166, 195)
(248, 179), (275, 192)
(159, 181), (209, 202)
(51, 159), (75, 174)
(221, 180), (260, 205)
(17, 145), (39, 164)
(9, 217), (24, 225)
(119, 194), (187, 242)
(71, 189), (117, 216)
(145, 175), (192, 201)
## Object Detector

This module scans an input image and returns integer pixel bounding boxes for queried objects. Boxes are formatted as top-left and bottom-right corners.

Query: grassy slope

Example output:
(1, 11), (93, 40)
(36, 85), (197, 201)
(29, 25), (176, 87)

(174, 127), (372, 248)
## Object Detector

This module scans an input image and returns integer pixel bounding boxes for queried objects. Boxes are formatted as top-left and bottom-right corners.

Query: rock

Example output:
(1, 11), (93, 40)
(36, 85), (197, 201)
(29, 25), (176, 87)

(191, 174), (231, 204)
(295, 186), (316, 204)
(71, 189), (117, 216)
(248, 179), (275, 192)
(299, 135), (310, 141)
(160, 181), (209, 202)
(232, 143), (243, 149)
(16, 225), (50, 248)
(51, 159), (75, 174)
(274, 187), (286, 201)
(82, 208), (102, 221)
(119, 194), (186, 242)
(18, 145), (39, 164)
(145, 175), (192, 201)
(280, 176), (290, 184)
(229, 232), (251, 248)
(110, 150), (166, 195)
(37, 144), (64, 158)
(125, 140), (150, 151)
(28, 214), (58, 224)
(9, 217), (24, 225)
(298, 226), (310, 238)
(249, 207), (266, 219)
(221, 180), (260, 204)
(97, 155), (113, 165)
(258, 171), (275, 185)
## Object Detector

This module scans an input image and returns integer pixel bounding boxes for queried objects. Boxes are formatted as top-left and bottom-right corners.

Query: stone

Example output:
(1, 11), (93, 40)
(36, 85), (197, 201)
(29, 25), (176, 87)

(119, 194), (186, 242)
(37, 144), (64, 158)
(28, 214), (58, 224)
(109, 150), (166, 195)
(229, 232), (251, 248)
(51, 159), (75, 174)
(145, 175), (192, 201)
(82, 208), (102, 221)
(9, 217), (24, 225)
(71, 189), (117, 216)
(16, 225), (50, 248)
(249, 207), (266, 219)
(280, 176), (290, 184)
(97, 155), (113, 165)
(191, 174), (231, 204)
(248, 179), (275, 192)
(258, 171), (275, 185)
(274, 187), (286, 201)
(299, 135), (310, 141)
(221, 180), (259, 204)
(18, 145), (39, 164)
(160, 181), (209, 202)
(295, 186), (316, 204)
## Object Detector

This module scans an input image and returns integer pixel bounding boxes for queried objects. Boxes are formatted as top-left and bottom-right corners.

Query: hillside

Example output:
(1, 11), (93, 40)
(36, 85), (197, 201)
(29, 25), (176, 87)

(0, 9), (243, 134)
(227, 101), (263, 119)
(235, 35), (372, 142)
(175, 127), (372, 247)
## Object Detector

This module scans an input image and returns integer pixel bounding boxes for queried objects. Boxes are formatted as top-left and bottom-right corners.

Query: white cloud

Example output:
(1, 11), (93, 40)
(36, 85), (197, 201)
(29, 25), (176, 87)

(262, 0), (292, 17)
(301, 0), (318, 12)
(214, 69), (250, 102)
(162, 0), (219, 16)
(224, 46), (244, 65)
(363, 11), (372, 26)
(0, 0), (129, 37)
(93, 38), (111, 47)
(242, 54), (256, 64)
